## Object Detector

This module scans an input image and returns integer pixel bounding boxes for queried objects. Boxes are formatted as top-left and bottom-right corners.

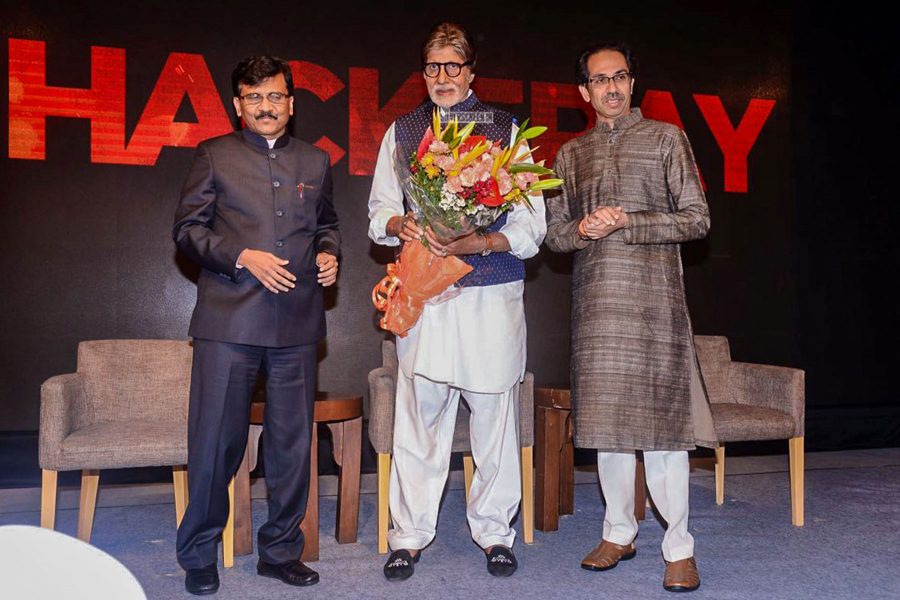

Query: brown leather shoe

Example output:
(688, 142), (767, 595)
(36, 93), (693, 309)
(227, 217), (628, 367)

(663, 557), (700, 592)
(580, 539), (636, 571)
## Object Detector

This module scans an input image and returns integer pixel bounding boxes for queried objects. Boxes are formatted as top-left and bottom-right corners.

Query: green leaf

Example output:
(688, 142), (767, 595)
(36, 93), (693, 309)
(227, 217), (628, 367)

(520, 125), (548, 140)
(509, 164), (554, 175)
(526, 178), (564, 191)
(457, 121), (476, 140)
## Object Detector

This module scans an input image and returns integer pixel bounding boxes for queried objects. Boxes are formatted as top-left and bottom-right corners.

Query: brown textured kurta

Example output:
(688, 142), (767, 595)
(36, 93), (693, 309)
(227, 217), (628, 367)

(545, 109), (716, 451)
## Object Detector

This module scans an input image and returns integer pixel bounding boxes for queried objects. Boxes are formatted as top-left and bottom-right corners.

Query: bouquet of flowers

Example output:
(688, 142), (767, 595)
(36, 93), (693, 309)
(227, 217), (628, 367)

(372, 109), (563, 336)
(400, 108), (563, 240)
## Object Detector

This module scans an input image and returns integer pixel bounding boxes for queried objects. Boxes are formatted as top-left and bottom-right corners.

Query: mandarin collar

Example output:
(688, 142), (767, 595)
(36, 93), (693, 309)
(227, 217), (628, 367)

(241, 128), (291, 150)
(593, 108), (643, 133)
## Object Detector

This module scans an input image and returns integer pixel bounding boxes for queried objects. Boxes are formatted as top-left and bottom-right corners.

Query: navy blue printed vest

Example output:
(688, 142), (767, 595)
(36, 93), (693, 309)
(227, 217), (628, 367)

(395, 94), (525, 287)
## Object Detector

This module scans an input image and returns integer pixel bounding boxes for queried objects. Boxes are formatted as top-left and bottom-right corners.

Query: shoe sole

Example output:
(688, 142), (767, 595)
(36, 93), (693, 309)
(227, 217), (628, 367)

(663, 582), (701, 593)
(487, 568), (517, 577)
(581, 550), (637, 571)
(256, 568), (319, 587)
(185, 586), (219, 596)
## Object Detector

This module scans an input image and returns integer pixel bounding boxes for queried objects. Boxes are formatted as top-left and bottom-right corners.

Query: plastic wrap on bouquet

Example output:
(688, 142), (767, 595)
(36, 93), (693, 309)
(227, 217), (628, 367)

(372, 240), (473, 337)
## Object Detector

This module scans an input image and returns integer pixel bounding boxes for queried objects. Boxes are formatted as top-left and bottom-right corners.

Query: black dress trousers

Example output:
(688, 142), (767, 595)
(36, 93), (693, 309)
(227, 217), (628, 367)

(176, 338), (317, 569)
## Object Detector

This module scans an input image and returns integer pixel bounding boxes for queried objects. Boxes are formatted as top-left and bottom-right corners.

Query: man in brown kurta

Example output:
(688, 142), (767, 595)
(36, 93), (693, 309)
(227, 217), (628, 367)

(545, 42), (714, 593)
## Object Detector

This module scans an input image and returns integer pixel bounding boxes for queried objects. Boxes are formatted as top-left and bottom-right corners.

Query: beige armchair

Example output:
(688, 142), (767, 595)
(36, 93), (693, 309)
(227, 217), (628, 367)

(367, 339), (534, 554)
(694, 335), (806, 526)
(39, 339), (193, 542)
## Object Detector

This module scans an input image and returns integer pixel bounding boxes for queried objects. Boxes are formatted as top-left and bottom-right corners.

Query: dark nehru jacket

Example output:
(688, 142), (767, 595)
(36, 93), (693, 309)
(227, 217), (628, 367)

(174, 128), (340, 348)
(395, 93), (523, 288)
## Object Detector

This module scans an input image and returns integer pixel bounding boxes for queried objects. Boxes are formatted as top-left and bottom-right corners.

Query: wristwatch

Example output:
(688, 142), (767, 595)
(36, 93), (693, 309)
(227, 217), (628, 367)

(480, 232), (493, 256)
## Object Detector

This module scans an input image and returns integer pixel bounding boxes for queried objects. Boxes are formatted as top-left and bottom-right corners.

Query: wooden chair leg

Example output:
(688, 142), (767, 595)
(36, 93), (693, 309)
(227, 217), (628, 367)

(715, 446), (725, 505)
(233, 443), (253, 556)
(335, 417), (362, 544)
(223, 477), (235, 568)
(559, 412), (575, 516)
(789, 436), (804, 526)
(463, 453), (475, 501)
(535, 405), (562, 531)
(634, 456), (646, 521)
(377, 453), (390, 555)
(521, 446), (534, 544)
(41, 469), (58, 530)
(300, 426), (319, 562)
(77, 469), (100, 543)
(173, 465), (189, 528)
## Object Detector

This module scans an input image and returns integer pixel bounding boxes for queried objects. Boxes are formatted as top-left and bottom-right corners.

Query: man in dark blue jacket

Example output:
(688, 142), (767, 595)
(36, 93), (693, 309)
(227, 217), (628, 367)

(173, 55), (339, 596)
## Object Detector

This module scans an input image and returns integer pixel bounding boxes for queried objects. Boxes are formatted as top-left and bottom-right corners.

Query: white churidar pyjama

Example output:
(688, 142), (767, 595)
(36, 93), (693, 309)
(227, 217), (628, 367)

(597, 450), (694, 562)
(388, 371), (521, 551)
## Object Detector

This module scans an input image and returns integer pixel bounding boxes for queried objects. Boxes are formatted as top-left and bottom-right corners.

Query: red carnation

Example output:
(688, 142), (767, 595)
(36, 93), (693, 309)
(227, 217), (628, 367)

(475, 178), (504, 207)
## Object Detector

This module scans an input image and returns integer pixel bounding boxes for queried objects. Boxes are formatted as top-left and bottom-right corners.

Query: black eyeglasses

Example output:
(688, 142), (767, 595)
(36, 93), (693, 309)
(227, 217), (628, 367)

(423, 61), (473, 78)
(238, 91), (290, 105)
(586, 72), (632, 87)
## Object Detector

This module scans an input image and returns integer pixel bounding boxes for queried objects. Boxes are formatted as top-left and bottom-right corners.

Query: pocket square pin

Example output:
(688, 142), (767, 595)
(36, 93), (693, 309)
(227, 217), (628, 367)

(297, 182), (304, 199)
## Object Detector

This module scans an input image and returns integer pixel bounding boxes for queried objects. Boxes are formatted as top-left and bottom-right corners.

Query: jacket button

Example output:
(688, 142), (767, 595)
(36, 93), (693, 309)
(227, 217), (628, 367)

(269, 152), (277, 159)
(275, 209), (284, 217)
(273, 181), (281, 188)
(275, 240), (284, 247)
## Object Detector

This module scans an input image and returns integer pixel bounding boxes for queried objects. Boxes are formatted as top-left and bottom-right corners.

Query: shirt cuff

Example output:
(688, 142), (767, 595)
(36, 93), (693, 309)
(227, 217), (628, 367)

(369, 209), (401, 246)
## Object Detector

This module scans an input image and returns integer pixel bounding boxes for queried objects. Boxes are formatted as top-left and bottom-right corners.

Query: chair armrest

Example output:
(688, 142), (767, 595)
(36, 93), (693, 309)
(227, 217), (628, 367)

(728, 361), (805, 436)
(367, 366), (397, 454)
(39, 373), (87, 470)
(519, 372), (534, 447)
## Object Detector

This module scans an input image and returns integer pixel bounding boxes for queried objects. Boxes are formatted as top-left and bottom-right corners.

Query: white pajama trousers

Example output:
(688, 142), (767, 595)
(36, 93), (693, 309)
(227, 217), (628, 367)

(598, 450), (694, 562)
(388, 372), (521, 551)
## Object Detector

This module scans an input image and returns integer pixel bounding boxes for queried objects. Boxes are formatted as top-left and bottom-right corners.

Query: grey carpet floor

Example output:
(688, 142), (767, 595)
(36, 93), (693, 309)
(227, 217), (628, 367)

(2, 457), (899, 599)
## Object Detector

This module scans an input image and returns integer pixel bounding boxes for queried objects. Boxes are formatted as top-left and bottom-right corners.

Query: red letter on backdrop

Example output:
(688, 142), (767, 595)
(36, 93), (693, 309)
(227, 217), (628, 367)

(694, 94), (775, 193)
(8, 38), (127, 162)
(472, 78), (524, 106)
(290, 61), (346, 166)
(641, 90), (706, 190)
(529, 82), (595, 164)
(348, 69), (425, 176)
(125, 53), (232, 165)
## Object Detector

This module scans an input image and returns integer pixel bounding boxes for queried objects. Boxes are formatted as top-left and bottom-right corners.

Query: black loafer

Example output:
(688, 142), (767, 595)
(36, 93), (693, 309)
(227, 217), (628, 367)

(185, 564), (219, 595)
(384, 549), (420, 581)
(486, 546), (518, 577)
(257, 559), (319, 586)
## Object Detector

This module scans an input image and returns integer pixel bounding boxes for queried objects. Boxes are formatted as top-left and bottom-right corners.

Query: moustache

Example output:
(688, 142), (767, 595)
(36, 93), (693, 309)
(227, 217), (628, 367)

(603, 93), (625, 102)
(254, 111), (278, 120)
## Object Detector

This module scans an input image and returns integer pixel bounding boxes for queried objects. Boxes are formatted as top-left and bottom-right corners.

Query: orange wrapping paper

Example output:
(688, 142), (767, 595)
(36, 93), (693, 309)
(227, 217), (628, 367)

(372, 240), (473, 337)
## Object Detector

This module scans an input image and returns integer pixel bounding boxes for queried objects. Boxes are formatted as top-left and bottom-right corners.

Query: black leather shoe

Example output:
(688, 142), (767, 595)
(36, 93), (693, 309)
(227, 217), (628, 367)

(256, 559), (319, 586)
(383, 549), (419, 581)
(486, 546), (518, 577)
(184, 564), (219, 595)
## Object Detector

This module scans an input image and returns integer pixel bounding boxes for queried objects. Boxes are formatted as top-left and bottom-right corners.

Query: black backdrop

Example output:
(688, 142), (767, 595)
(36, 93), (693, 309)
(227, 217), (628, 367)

(1, 1), (896, 469)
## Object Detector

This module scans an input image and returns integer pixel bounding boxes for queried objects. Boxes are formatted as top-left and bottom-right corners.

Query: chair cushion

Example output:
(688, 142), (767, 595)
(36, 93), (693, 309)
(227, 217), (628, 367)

(710, 403), (796, 442)
(54, 420), (187, 471)
(78, 340), (192, 426)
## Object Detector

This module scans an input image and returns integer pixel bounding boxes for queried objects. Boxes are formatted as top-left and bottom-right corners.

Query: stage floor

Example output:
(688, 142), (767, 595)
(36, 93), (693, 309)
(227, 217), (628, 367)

(2, 448), (899, 599)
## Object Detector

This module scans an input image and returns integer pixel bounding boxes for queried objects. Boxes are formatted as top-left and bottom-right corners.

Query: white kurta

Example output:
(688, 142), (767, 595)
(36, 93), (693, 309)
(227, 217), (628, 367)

(368, 120), (546, 393)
